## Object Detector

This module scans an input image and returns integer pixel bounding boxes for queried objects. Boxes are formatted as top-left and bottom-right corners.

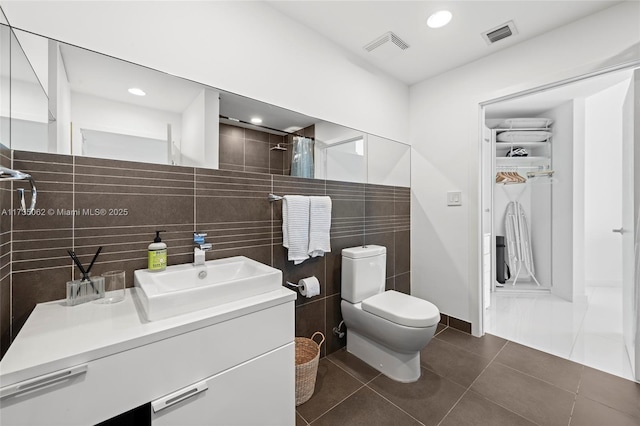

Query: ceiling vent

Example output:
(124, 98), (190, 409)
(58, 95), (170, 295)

(482, 20), (518, 45)
(364, 31), (409, 53)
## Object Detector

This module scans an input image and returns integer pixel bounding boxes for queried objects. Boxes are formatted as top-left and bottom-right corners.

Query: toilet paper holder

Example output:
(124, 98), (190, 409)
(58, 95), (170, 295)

(285, 276), (320, 298)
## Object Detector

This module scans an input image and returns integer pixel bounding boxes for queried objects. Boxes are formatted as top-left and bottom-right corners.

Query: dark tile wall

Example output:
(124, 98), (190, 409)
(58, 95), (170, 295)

(218, 123), (316, 177)
(0, 143), (11, 357)
(0, 150), (411, 360)
(438, 313), (473, 334)
(219, 123), (288, 175)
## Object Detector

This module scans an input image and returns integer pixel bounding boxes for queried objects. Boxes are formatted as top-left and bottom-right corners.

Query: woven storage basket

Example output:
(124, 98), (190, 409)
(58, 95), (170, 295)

(295, 331), (325, 406)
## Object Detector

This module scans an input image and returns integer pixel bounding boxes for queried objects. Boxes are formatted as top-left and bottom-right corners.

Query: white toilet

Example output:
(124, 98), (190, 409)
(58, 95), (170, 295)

(340, 245), (440, 383)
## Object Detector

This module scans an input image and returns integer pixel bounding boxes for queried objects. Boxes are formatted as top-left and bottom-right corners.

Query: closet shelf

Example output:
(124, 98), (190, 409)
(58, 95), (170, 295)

(495, 141), (549, 148)
(496, 156), (550, 166)
(494, 127), (552, 132)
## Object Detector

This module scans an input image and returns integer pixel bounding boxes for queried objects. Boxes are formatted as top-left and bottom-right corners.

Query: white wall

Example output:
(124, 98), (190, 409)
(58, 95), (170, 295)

(179, 88), (219, 169)
(203, 89), (220, 170)
(70, 92), (182, 157)
(0, 1), (409, 143)
(49, 41), (70, 154)
(546, 101), (581, 301)
(367, 134), (410, 187)
(410, 2), (640, 334)
(314, 121), (367, 181)
(13, 28), (47, 94)
(584, 80), (629, 286)
(81, 129), (167, 165)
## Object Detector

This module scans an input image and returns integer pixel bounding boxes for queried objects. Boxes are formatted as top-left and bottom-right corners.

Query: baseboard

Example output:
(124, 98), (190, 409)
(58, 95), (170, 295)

(439, 313), (472, 334)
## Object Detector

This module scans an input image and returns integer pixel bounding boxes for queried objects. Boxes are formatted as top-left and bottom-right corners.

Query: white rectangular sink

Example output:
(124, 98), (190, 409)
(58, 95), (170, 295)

(134, 256), (283, 321)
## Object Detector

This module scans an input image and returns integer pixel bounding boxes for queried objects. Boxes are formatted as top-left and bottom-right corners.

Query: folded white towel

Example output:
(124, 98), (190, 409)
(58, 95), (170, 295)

(308, 196), (332, 258)
(282, 195), (310, 265)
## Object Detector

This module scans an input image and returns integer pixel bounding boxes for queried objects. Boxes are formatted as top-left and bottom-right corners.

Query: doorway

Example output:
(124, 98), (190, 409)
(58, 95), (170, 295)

(480, 66), (639, 382)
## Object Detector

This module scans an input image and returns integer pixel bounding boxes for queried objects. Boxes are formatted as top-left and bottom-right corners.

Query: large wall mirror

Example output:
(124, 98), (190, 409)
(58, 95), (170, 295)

(2, 24), (410, 187)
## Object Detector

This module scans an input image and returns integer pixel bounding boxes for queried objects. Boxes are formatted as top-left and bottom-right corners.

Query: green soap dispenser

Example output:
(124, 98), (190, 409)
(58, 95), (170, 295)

(148, 230), (167, 271)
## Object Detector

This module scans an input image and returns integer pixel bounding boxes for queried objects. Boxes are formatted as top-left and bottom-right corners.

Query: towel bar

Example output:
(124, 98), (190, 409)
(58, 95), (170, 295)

(268, 193), (283, 202)
(0, 166), (38, 213)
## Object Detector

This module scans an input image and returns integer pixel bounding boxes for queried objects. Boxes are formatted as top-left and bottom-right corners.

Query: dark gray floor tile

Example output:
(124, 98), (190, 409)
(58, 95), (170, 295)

(435, 323), (447, 336)
(296, 411), (308, 426)
(440, 391), (536, 426)
(369, 367), (466, 426)
(570, 394), (639, 426)
(420, 338), (492, 387)
(438, 328), (507, 359)
(578, 366), (640, 420)
(496, 341), (583, 392)
(471, 363), (575, 426)
(296, 358), (363, 424)
(327, 348), (380, 384)
(311, 387), (421, 426)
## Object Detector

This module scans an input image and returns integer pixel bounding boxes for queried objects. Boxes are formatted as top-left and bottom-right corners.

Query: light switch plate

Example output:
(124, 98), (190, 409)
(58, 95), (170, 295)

(447, 191), (462, 206)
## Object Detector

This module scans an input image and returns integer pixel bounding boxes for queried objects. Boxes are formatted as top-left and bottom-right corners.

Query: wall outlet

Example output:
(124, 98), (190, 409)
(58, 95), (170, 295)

(447, 191), (462, 206)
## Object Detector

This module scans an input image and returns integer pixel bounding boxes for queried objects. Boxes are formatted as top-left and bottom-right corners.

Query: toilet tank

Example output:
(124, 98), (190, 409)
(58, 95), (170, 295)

(341, 245), (386, 303)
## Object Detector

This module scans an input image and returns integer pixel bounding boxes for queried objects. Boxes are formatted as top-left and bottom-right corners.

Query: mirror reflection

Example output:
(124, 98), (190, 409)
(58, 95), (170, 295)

(5, 25), (410, 186)
(6, 28), (48, 153)
(1, 24), (10, 148)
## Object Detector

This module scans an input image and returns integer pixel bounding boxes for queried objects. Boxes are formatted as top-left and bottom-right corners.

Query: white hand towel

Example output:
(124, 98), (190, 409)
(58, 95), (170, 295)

(308, 196), (332, 258)
(282, 195), (310, 264)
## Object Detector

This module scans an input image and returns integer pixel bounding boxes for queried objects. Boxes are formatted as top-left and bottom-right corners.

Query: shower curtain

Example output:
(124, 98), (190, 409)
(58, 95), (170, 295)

(291, 136), (314, 178)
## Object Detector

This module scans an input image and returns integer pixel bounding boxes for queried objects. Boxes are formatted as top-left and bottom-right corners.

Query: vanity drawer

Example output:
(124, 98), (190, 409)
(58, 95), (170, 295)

(152, 342), (295, 426)
(0, 300), (294, 425)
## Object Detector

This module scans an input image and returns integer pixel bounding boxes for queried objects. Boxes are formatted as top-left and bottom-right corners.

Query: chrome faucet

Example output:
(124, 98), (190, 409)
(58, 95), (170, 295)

(194, 233), (212, 266)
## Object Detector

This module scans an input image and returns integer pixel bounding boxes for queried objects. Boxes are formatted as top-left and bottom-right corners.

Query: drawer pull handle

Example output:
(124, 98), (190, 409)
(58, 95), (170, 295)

(152, 381), (208, 413)
(0, 364), (88, 398)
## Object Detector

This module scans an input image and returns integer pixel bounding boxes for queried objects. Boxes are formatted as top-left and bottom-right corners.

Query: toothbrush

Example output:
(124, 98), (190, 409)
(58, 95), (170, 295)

(68, 249), (101, 295)
(85, 247), (103, 277)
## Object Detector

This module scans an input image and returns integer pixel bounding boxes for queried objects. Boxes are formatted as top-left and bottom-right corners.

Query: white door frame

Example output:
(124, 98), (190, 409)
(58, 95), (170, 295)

(477, 59), (640, 338)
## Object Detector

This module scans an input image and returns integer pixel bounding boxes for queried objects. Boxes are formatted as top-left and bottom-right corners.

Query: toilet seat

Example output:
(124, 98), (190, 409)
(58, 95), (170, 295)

(362, 290), (440, 328)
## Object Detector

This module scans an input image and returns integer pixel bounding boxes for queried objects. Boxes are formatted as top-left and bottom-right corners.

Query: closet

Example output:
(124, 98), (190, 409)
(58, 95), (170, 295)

(482, 70), (633, 304)
(488, 117), (554, 294)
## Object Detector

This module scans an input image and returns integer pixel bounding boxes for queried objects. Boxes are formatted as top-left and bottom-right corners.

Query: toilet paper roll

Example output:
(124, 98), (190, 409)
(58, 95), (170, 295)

(299, 276), (320, 298)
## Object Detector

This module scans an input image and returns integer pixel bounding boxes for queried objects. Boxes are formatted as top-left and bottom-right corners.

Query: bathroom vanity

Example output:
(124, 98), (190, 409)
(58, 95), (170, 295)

(0, 287), (296, 425)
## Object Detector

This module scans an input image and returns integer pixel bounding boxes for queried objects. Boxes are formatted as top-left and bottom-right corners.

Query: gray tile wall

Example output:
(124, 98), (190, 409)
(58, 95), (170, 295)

(218, 123), (316, 176)
(219, 123), (288, 175)
(0, 149), (411, 359)
(0, 143), (11, 357)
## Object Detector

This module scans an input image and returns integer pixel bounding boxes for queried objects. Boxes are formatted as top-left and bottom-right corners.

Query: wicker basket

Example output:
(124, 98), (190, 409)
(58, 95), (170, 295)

(295, 331), (325, 406)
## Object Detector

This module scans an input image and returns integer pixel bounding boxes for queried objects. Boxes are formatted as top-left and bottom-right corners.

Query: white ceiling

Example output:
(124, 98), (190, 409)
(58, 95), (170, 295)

(268, 0), (623, 85)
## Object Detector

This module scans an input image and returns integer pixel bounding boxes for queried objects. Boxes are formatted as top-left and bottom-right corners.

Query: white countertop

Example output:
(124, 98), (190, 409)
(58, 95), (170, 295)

(0, 287), (296, 387)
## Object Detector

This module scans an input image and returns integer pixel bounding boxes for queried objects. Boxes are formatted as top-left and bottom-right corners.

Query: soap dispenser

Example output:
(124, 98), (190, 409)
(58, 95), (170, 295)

(148, 230), (167, 271)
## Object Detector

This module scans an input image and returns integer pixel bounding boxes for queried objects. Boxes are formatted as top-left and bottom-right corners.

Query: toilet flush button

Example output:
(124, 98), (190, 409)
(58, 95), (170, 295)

(447, 191), (462, 206)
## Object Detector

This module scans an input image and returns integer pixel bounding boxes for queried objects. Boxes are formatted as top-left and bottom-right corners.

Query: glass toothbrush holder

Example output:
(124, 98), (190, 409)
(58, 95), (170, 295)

(66, 276), (105, 306)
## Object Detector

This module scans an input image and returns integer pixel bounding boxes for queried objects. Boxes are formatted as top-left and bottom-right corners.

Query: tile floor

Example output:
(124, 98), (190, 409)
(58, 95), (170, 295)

(485, 286), (635, 381)
(296, 325), (640, 426)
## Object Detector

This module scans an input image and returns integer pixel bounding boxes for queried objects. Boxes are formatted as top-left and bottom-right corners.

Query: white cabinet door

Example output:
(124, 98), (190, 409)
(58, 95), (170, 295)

(152, 342), (295, 426)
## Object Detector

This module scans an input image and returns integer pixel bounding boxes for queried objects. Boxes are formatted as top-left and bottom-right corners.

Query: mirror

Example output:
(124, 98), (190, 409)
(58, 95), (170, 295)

(5, 24), (410, 186)
(0, 24), (9, 149)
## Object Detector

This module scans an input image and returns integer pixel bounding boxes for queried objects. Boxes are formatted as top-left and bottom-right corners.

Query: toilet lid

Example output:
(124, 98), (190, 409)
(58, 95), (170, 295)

(362, 290), (440, 328)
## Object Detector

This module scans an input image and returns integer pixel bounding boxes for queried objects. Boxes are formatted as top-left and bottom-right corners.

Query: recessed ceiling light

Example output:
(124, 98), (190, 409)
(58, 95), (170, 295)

(251, 117), (263, 124)
(427, 10), (452, 29)
(128, 87), (146, 96)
